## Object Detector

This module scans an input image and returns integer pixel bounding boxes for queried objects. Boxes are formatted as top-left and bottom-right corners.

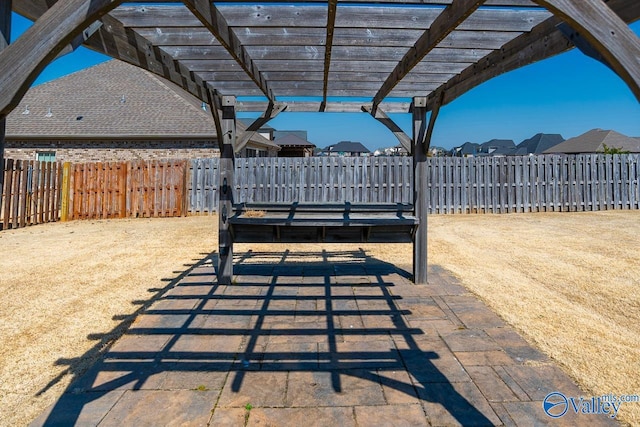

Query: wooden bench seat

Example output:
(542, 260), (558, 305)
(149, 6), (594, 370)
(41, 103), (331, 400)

(229, 203), (418, 243)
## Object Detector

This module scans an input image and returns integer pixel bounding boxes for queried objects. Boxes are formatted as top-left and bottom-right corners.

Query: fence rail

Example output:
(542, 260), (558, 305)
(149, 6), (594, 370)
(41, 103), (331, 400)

(189, 154), (640, 214)
(1, 159), (61, 230)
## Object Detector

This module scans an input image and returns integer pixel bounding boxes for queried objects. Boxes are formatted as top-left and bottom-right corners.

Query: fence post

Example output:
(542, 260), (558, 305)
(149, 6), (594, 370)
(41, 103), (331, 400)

(118, 162), (127, 218)
(60, 162), (71, 222)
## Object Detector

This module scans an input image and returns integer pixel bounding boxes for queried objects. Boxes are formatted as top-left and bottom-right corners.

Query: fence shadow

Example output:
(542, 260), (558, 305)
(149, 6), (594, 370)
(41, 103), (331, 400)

(34, 249), (492, 426)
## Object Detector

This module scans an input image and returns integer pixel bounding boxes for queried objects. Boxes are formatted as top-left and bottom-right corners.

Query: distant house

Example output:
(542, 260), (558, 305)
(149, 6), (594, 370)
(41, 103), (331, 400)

(323, 141), (370, 157)
(478, 139), (517, 156)
(543, 129), (640, 154)
(5, 60), (279, 162)
(516, 133), (565, 154)
(274, 133), (316, 157)
(374, 144), (408, 156)
(452, 142), (480, 157)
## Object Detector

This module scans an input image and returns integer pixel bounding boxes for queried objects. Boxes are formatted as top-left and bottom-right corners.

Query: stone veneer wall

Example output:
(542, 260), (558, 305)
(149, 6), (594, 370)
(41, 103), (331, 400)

(4, 139), (221, 162)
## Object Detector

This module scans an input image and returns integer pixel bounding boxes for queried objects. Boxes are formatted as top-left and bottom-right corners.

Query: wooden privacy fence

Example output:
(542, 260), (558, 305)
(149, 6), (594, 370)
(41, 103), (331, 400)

(427, 154), (639, 213)
(64, 160), (188, 220)
(190, 156), (413, 213)
(3, 155), (638, 230)
(1, 159), (61, 230)
(189, 154), (640, 214)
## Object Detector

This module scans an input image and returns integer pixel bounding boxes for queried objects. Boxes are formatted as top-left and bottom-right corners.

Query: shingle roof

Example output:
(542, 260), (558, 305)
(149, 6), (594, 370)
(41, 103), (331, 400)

(6, 59), (277, 150)
(274, 133), (315, 148)
(325, 141), (370, 154)
(273, 130), (308, 140)
(459, 142), (479, 155)
(543, 129), (640, 154)
(517, 133), (565, 154)
(477, 139), (516, 155)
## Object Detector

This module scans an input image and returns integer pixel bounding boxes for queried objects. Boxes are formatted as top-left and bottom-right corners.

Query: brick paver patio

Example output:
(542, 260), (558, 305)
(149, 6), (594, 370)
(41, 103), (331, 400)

(31, 249), (618, 426)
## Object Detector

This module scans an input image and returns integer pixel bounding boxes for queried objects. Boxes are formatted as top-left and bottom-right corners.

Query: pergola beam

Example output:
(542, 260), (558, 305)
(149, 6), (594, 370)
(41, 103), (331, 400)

(533, 0), (640, 101)
(372, 0), (486, 111)
(0, 0), (124, 116)
(427, 0), (640, 109)
(236, 101), (412, 113)
(182, 0), (274, 102)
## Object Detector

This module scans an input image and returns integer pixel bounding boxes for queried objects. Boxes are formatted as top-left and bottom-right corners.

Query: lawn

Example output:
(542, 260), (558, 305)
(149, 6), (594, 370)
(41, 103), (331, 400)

(0, 211), (638, 425)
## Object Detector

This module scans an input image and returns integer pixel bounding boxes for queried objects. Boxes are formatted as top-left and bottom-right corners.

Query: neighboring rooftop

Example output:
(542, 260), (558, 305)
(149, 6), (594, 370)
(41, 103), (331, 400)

(324, 141), (370, 154)
(478, 139), (516, 155)
(6, 59), (277, 150)
(544, 129), (640, 154)
(517, 133), (565, 154)
(273, 130), (308, 141)
(274, 133), (316, 148)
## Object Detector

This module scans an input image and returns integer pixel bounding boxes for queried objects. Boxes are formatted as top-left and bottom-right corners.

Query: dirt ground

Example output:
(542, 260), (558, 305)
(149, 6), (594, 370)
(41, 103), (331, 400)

(0, 211), (638, 425)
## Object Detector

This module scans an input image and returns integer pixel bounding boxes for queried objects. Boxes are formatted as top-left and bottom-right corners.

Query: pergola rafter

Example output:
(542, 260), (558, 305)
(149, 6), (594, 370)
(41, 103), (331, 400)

(371, 0), (486, 112)
(182, 0), (275, 102)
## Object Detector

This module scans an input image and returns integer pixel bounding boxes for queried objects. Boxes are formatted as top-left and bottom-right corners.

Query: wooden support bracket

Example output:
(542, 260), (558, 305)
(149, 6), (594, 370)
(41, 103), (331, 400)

(423, 91), (444, 151)
(361, 105), (412, 153)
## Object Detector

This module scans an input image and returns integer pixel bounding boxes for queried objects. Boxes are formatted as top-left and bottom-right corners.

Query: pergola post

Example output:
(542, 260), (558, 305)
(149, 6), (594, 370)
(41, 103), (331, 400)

(209, 91), (236, 285)
(0, 1), (11, 220)
(412, 97), (429, 285)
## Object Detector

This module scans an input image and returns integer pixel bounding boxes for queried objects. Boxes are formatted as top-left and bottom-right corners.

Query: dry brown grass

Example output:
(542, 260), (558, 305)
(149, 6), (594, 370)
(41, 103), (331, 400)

(0, 211), (638, 425)
(0, 217), (216, 426)
(426, 211), (640, 426)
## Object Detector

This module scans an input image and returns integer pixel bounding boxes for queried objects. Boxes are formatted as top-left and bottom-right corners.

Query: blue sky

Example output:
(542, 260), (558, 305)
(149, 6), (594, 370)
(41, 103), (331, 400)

(11, 13), (640, 152)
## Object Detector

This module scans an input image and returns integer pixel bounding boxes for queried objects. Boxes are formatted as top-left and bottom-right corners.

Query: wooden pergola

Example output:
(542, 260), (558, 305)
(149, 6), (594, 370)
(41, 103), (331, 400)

(1, 0), (639, 284)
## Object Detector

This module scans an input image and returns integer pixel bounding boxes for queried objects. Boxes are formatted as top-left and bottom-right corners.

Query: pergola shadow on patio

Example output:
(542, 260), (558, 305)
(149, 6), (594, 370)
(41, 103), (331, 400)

(2, 0), (640, 286)
(31, 249), (615, 426)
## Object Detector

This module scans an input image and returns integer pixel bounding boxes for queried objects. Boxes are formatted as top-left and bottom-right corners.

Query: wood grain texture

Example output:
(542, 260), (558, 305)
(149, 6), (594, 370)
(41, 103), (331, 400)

(183, 0), (274, 100)
(373, 0), (485, 108)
